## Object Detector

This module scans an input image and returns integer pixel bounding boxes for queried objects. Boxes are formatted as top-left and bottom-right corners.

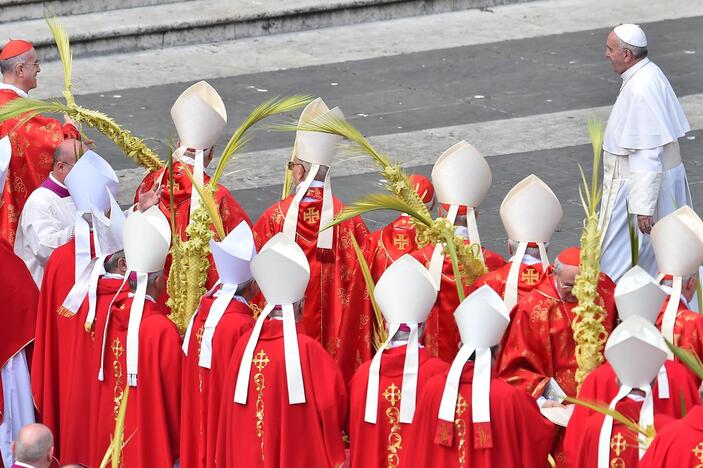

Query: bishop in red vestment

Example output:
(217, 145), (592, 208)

(0, 40), (81, 244)
(655, 277), (703, 363)
(337, 174), (435, 382)
(640, 405), (703, 467)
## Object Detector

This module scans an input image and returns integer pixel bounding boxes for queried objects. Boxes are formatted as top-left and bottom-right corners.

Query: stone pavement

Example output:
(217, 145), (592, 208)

(9, 0), (703, 255)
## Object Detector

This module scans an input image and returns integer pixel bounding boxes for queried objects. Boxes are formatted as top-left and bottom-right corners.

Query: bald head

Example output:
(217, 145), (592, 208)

(12, 423), (54, 468)
(52, 138), (87, 184)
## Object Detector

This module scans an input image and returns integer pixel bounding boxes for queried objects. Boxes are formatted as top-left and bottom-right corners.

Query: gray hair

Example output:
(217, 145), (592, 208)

(618, 38), (648, 59)
(508, 239), (546, 259)
(104, 251), (125, 274)
(0, 54), (25, 74)
(128, 271), (163, 291)
(14, 424), (53, 465)
(661, 274), (696, 288)
(298, 159), (329, 182)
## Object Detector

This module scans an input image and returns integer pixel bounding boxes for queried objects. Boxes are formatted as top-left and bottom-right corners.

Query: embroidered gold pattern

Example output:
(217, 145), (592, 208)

(455, 395), (468, 467)
(521, 267), (540, 286)
(111, 338), (125, 421)
(253, 349), (270, 461)
(383, 383), (402, 468)
(303, 207), (320, 224)
(393, 233), (409, 250)
(609, 432), (627, 468)
(692, 441), (703, 467)
(196, 326), (205, 393)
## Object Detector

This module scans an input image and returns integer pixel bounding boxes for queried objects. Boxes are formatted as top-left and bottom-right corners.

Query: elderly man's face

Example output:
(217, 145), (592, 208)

(18, 48), (40, 90)
(605, 31), (632, 75)
(555, 263), (580, 303)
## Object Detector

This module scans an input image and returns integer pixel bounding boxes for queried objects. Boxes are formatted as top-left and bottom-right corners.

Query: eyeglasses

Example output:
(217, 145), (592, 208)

(287, 161), (303, 171)
(21, 60), (40, 67)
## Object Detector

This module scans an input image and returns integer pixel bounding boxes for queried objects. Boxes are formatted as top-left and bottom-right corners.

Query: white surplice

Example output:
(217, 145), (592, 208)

(14, 174), (76, 286)
(0, 350), (35, 467)
(599, 58), (691, 282)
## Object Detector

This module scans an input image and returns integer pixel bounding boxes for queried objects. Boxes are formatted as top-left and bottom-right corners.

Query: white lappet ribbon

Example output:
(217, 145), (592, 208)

(597, 384), (654, 468)
(661, 275), (682, 358)
(503, 241), (549, 312)
(429, 204), (482, 290)
(234, 303), (305, 405)
(98, 274), (130, 382)
(172, 147), (205, 222)
(74, 212), (93, 281)
(282, 164), (334, 249)
(364, 323), (421, 424)
(125, 271), (148, 387)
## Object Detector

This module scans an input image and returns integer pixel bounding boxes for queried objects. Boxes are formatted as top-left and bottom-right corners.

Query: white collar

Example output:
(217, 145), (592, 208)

(660, 284), (690, 308)
(296, 180), (324, 192)
(128, 292), (156, 303)
(620, 57), (650, 84)
(509, 253), (541, 265)
(0, 82), (29, 98)
(103, 272), (124, 280)
(49, 172), (67, 188)
(177, 155), (195, 166)
(454, 225), (469, 239)
(13, 462), (35, 468)
(388, 339), (424, 349)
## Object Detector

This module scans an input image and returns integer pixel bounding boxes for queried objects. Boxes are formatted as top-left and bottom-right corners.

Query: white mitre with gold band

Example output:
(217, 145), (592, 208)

(499, 174), (562, 311)
(429, 141), (491, 289)
(98, 206), (171, 387)
(365, 254), (437, 424)
(650, 206), (703, 352)
(283, 98), (344, 250)
(438, 285), (509, 448)
(234, 233), (310, 405)
(0, 136), (10, 198)
(170, 80), (227, 219)
(182, 221), (257, 369)
(597, 316), (667, 467)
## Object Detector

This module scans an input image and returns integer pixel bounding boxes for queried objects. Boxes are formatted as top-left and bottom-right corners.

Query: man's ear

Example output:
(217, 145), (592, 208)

(118, 257), (127, 274)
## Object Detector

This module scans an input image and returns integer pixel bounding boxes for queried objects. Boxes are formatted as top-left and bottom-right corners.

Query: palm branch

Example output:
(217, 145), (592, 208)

(45, 17), (74, 106)
(350, 235), (387, 350)
(564, 396), (651, 438)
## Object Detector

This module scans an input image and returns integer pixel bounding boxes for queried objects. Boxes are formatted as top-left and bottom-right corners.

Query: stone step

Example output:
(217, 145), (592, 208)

(0, 0), (533, 61)
(0, 0), (188, 23)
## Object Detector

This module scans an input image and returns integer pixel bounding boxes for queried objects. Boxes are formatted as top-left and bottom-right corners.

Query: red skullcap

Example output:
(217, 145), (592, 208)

(557, 247), (581, 266)
(0, 40), (33, 60)
(408, 174), (435, 204)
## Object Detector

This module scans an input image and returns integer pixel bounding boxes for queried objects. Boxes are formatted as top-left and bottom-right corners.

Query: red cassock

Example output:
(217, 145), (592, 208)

(0, 89), (80, 244)
(348, 346), (449, 468)
(180, 291), (255, 468)
(252, 187), (368, 355)
(215, 320), (347, 467)
(497, 268), (617, 399)
(412, 243), (506, 362)
(59, 274), (129, 465)
(0, 239), (38, 424)
(655, 297), (703, 365)
(31, 239), (87, 460)
(640, 405), (703, 467)
(406, 362), (555, 468)
(337, 215), (420, 383)
(90, 295), (182, 468)
(572, 397), (674, 468)
(564, 360), (700, 466)
(135, 161), (252, 287)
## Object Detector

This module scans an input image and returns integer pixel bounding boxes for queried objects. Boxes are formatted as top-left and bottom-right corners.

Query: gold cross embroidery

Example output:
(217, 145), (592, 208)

(521, 267), (540, 286)
(610, 432), (627, 457)
(383, 383), (401, 406)
(111, 338), (124, 358)
(253, 349), (271, 371)
(393, 234), (409, 250)
(693, 441), (703, 463)
(303, 207), (320, 224)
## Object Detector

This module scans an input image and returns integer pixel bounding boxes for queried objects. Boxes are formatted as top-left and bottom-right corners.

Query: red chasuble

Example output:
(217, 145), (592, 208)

(640, 405), (703, 467)
(468, 260), (545, 300)
(655, 297), (703, 365)
(59, 275), (127, 466)
(252, 187), (368, 355)
(564, 360), (700, 466)
(181, 291), (255, 468)
(497, 268), (617, 399)
(348, 346), (449, 468)
(135, 162), (252, 288)
(337, 215), (419, 383)
(0, 239), (38, 423)
(215, 320), (347, 467)
(0, 89), (80, 244)
(412, 243), (506, 362)
(90, 295), (182, 468)
(407, 362), (555, 468)
(573, 396), (673, 468)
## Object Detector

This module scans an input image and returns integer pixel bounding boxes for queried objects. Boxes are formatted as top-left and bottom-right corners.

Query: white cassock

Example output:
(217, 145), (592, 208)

(599, 57), (691, 283)
(14, 173), (76, 286)
(0, 350), (34, 467)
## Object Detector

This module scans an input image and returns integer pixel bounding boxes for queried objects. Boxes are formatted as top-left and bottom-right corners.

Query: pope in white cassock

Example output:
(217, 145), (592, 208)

(599, 23), (691, 283)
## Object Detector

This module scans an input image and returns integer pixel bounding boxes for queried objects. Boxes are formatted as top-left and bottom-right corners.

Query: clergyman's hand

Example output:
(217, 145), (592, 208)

(637, 215), (654, 234)
(138, 184), (163, 212)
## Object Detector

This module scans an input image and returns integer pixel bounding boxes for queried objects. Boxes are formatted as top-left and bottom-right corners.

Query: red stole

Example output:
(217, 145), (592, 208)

(564, 360), (700, 466)
(640, 405), (703, 467)
(0, 89), (80, 244)
(0, 239), (38, 421)
(215, 320), (347, 467)
(90, 295), (182, 468)
(407, 363), (556, 468)
(348, 346), (449, 468)
(252, 189), (369, 355)
(412, 243), (506, 362)
(180, 290), (254, 468)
